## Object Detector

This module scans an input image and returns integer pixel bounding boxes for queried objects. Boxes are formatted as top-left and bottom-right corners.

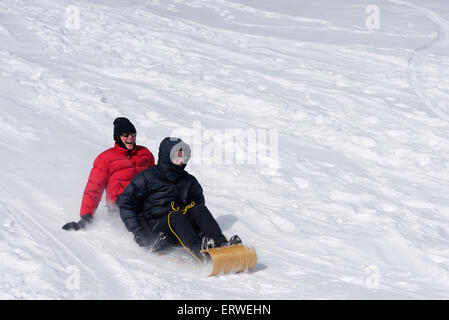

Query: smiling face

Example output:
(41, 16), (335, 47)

(120, 132), (136, 150)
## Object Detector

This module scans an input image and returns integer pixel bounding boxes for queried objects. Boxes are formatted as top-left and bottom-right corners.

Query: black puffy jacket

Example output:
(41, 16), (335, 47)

(118, 137), (205, 232)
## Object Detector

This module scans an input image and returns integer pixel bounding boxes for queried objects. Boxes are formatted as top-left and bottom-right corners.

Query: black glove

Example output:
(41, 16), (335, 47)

(133, 229), (148, 247)
(133, 228), (151, 248)
(62, 213), (93, 231)
(151, 232), (170, 252)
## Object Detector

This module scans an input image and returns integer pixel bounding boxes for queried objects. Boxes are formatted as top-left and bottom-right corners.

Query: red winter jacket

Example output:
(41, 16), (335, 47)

(80, 143), (154, 217)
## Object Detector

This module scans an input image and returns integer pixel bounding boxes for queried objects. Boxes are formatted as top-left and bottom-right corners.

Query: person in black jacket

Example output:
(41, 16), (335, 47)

(118, 137), (240, 262)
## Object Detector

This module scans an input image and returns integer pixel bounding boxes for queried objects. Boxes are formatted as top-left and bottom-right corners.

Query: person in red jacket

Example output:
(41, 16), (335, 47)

(62, 117), (155, 231)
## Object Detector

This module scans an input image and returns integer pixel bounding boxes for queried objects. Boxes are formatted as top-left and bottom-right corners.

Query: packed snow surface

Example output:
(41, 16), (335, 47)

(1, 0), (449, 299)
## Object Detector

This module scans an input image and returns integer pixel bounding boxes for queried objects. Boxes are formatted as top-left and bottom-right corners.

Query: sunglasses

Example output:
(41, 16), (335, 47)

(121, 132), (137, 137)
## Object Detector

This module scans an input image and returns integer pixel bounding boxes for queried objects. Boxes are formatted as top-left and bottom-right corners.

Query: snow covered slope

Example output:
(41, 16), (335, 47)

(2, 0), (449, 299)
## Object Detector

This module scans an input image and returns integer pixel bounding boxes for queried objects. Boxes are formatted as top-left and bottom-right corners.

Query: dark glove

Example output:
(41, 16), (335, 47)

(133, 228), (151, 247)
(62, 213), (93, 231)
(150, 232), (170, 253)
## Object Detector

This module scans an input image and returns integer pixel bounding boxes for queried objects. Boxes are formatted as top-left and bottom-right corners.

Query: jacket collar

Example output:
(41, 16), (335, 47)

(114, 142), (137, 156)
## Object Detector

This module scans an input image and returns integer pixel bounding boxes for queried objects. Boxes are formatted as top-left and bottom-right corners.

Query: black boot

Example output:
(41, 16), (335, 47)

(220, 235), (242, 247)
(199, 236), (215, 263)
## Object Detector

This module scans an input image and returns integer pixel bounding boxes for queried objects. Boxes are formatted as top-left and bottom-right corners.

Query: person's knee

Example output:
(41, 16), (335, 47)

(189, 203), (208, 215)
(168, 211), (190, 229)
(193, 203), (206, 209)
(169, 212), (201, 247)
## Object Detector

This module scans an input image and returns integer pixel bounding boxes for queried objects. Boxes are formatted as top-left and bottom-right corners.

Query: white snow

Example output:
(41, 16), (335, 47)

(2, 0), (449, 299)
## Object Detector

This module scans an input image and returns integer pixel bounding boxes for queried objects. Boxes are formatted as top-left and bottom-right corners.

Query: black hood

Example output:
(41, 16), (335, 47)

(157, 137), (188, 182)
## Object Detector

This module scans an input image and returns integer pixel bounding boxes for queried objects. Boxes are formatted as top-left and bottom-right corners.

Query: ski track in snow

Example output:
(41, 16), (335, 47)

(2, 0), (449, 299)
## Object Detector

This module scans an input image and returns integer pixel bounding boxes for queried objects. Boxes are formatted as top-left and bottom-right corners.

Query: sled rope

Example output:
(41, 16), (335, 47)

(167, 201), (202, 264)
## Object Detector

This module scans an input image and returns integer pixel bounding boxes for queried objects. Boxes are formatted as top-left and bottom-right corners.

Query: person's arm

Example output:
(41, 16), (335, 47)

(62, 155), (108, 231)
(188, 176), (205, 206)
(117, 171), (150, 233)
(80, 155), (109, 217)
(118, 172), (154, 247)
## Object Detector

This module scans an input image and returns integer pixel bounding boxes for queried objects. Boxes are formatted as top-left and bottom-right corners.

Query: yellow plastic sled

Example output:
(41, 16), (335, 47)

(201, 245), (257, 276)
